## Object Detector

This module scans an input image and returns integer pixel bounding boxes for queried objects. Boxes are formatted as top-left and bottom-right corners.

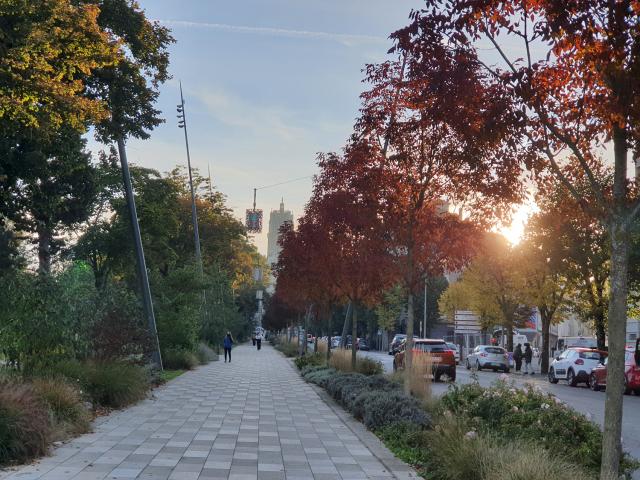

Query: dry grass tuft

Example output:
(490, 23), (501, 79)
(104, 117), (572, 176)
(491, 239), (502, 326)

(407, 353), (432, 401)
(316, 340), (328, 354)
(0, 381), (51, 465)
(32, 378), (91, 439)
(329, 348), (354, 372)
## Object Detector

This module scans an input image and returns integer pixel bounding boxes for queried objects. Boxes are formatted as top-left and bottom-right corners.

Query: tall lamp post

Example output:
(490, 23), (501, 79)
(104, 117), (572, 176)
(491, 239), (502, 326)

(177, 82), (203, 272)
(116, 137), (163, 370)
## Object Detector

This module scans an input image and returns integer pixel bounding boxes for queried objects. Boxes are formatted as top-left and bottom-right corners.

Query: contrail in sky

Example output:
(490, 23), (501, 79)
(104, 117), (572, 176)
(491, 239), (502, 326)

(159, 20), (386, 45)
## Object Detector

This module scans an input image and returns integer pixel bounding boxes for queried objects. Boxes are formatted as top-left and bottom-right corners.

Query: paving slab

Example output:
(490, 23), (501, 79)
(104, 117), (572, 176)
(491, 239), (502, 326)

(0, 345), (418, 480)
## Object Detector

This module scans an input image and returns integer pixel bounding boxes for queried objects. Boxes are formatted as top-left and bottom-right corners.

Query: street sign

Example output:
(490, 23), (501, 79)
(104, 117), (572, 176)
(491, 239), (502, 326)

(454, 310), (481, 334)
(246, 209), (263, 233)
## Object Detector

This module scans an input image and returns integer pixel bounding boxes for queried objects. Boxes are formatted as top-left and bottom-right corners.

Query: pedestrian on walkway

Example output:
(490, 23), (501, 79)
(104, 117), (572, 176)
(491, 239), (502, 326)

(256, 330), (262, 350)
(223, 331), (234, 362)
(513, 344), (523, 372)
(523, 343), (534, 375)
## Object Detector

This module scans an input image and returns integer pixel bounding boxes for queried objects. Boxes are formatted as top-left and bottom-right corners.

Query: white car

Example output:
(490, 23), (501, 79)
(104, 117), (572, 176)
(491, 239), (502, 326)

(548, 347), (607, 387)
(446, 343), (461, 364)
(466, 345), (510, 372)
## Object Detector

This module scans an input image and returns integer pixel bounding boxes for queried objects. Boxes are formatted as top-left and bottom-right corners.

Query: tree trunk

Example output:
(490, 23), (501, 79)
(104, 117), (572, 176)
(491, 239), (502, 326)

(326, 307), (332, 363)
(601, 125), (630, 480)
(351, 304), (358, 369)
(37, 226), (52, 275)
(340, 302), (352, 348)
(594, 307), (607, 351)
(600, 219), (629, 480)
(541, 312), (551, 374)
(404, 291), (414, 394)
(506, 322), (514, 353)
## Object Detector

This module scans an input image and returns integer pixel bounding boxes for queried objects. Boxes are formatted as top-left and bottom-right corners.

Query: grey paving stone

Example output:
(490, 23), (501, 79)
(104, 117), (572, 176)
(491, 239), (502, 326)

(1, 346), (419, 480)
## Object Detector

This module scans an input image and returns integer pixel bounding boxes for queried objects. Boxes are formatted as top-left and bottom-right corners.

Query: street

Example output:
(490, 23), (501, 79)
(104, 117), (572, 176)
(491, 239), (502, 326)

(360, 350), (640, 474)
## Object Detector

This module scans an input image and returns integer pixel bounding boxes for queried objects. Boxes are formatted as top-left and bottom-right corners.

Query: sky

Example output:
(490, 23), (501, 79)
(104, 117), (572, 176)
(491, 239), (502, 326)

(95, 0), (423, 255)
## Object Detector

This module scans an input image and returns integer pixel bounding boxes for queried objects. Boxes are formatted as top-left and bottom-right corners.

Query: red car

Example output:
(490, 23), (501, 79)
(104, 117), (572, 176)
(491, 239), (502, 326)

(590, 342), (640, 395)
(393, 339), (456, 381)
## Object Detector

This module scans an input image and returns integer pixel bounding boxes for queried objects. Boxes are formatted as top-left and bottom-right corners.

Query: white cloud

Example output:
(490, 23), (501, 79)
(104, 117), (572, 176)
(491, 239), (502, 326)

(194, 88), (305, 142)
(158, 20), (386, 47)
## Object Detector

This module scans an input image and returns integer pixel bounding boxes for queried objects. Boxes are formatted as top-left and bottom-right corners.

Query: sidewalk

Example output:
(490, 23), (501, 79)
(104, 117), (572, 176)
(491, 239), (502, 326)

(0, 345), (417, 480)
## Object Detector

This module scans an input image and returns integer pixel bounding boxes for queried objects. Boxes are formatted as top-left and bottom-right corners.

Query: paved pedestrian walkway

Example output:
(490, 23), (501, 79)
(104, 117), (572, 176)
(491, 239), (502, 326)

(1, 345), (417, 480)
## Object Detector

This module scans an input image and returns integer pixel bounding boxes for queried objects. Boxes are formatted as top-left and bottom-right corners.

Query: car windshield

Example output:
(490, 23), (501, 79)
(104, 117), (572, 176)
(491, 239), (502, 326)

(416, 342), (448, 353)
(579, 351), (603, 360)
(446, 343), (457, 350)
(485, 347), (505, 354)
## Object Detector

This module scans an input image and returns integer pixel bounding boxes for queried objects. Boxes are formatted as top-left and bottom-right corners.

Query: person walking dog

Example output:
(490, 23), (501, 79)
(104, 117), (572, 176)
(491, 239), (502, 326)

(223, 331), (234, 363)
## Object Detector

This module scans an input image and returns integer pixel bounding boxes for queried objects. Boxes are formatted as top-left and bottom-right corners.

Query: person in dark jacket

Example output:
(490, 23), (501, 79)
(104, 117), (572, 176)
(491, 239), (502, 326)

(513, 344), (523, 372)
(223, 332), (234, 363)
(523, 343), (534, 375)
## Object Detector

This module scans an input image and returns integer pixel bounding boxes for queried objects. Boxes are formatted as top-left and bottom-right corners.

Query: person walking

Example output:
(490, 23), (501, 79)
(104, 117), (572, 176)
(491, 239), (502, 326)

(255, 330), (262, 350)
(523, 343), (534, 375)
(251, 332), (256, 346)
(223, 331), (234, 363)
(513, 344), (523, 373)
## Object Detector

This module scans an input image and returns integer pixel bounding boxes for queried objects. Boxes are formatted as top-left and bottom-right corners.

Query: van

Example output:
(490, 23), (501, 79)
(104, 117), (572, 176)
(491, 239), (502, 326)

(556, 336), (598, 351)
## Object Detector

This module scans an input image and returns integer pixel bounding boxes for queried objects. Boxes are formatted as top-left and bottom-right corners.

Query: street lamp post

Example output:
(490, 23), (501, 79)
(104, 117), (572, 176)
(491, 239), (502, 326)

(116, 137), (163, 370)
(177, 82), (203, 273)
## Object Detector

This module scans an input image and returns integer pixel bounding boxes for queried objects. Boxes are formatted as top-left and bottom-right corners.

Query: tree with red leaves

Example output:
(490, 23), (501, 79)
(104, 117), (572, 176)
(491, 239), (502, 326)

(350, 19), (527, 380)
(308, 148), (396, 368)
(404, 2), (639, 474)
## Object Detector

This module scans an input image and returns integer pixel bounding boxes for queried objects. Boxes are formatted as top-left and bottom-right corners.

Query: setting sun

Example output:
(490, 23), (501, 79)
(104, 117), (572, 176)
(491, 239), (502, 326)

(497, 202), (539, 245)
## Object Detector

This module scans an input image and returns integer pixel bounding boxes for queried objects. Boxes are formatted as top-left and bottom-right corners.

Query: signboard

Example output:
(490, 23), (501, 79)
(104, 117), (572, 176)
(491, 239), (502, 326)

(246, 209), (263, 233)
(454, 310), (481, 334)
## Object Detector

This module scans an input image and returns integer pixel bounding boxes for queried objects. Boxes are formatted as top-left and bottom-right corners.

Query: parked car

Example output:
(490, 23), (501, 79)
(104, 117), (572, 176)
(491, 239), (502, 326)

(590, 347), (640, 394)
(466, 345), (510, 372)
(307, 334), (315, 344)
(357, 338), (370, 351)
(389, 334), (407, 355)
(393, 339), (456, 381)
(548, 347), (607, 387)
(446, 342), (460, 364)
(331, 336), (342, 349)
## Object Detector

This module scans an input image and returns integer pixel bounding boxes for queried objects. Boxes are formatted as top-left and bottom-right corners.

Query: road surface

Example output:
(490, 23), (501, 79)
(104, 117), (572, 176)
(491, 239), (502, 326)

(360, 349), (640, 475)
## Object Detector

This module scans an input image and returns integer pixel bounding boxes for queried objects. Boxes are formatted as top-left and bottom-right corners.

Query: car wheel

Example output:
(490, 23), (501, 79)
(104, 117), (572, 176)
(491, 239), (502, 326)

(567, 369), (578, 387)
(634, 389), (640, 396)
(434, 372), (442, 382)
(589, 373), (601, 391)
(449, 370), (456, 382)
(504, 368), (510, 374)
(466, 359), (471, 370)
(548, 368), (559, 384)
(476, 360), (482, 371)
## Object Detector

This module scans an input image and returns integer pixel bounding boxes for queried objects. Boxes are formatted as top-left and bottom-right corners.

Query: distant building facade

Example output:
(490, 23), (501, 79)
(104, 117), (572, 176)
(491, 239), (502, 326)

(267, 199), (293, 267)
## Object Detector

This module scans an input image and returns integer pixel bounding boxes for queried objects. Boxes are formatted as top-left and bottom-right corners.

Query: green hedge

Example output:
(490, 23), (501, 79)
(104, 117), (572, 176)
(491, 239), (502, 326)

(302, 367), (429, 431)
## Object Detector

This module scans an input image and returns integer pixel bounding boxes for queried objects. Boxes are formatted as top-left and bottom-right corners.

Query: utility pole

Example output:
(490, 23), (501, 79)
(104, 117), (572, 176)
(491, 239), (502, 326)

(116, 137), (163, 370)
(177, 81), (203, 273)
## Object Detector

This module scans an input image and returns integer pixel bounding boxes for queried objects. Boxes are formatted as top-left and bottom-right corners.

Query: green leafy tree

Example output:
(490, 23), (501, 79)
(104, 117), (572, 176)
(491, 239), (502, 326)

(516, 227), (575, 373)
(1, 129), (97, 274)
(449, 234), (533, 351)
